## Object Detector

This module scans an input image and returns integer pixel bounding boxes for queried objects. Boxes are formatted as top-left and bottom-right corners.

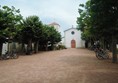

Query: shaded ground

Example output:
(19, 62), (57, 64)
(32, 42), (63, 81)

(0, 48), (118, 83)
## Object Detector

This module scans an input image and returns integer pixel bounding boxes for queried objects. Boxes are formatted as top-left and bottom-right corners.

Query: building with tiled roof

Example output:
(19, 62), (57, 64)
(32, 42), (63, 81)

(48, 22), (60, 32)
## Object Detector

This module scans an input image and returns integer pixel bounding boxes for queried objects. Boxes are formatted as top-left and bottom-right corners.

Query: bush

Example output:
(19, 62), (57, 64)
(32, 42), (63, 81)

(55, 45), (66, 50)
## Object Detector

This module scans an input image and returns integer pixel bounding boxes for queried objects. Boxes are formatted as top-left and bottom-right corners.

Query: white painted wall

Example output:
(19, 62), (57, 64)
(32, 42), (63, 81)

(61, 37), (65, 45)
(53, 25), (60, 32)
(49, 23), (60, 32)
(64, 28), (85, 48)
(2, 43), (8, 54)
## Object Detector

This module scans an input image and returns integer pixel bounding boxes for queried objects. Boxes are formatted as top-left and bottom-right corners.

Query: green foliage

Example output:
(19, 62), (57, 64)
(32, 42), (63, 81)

(90, 0), (118, 37)
(77, 0), (118, 62)
(90, 0), (118, 62)
(48, 26), (61, 44)
(40, 25), (61, 49)
(0, 5), (22, 40)
(77, 1), (95, 42)
(77, 0), (118, 41)
(19, 15), (42, 43)
(0, 5), (62, 55)
(43, 25), (61, 43)
(0, 5), (22, 56)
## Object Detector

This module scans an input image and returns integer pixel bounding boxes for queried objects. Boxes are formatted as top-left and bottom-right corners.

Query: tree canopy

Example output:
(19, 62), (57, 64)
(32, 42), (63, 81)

(0, 5), (22, 55)
(0, 5), (62, 56)
(77, 0), (118, 63)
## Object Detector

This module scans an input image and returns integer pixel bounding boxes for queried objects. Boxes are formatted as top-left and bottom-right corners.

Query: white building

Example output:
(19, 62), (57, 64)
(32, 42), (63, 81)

(48, 22), (85, 48)
(48, 22), (60, 32)
(2, 43), (8, 54)
(64, 27), (85, 48)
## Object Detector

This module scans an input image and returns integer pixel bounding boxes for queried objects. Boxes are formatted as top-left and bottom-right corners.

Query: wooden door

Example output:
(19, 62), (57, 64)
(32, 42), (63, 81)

(71, 40), (76, 48)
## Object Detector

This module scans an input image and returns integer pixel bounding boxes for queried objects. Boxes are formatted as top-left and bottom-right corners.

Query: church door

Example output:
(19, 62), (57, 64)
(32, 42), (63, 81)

(71, 40), (76, 48)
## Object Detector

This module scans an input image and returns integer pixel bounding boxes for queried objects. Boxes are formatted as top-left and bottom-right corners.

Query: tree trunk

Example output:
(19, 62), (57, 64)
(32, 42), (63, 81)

(45, 42), (48, 51)
(34, 41), (39, 53)
(85, 41), (88, 48)
(8, 42), (10, 52)
(109, 42), (112, 52)
(51, 43), (54, 50)
(112, 36), (117, 63)
(27, 39), (32, 55)
(0, 42), (3, 56)
(106, 42), (109, 50)
(103, 39), (107, 50)
(21, 43), (25, 54)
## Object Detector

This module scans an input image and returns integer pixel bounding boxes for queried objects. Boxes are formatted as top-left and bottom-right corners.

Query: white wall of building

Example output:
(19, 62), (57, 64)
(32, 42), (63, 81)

(64, 28), (85, 48)
(61, 37), (64, 45)
(2, 43), (8, 54)
(48, 22), (60, 32)
(53, 25), (60, 32)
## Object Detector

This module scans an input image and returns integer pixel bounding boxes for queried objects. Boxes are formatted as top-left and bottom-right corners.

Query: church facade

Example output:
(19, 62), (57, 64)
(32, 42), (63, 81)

(64, 27), (85, 48)
(48, 22), (85, 48)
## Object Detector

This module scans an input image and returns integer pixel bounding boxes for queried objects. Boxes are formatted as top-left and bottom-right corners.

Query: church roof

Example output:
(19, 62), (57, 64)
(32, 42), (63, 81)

(64, 28), (77, 32)
(48, 22), (60, 27)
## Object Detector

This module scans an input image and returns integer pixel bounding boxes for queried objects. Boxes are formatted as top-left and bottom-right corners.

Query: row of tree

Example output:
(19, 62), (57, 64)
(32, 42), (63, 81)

(77, 0), (118, 63)
(0, 5), (61, 56)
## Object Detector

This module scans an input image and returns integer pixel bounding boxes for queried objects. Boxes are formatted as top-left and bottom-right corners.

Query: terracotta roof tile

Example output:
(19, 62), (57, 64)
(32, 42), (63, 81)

(49, 22), (60, 27)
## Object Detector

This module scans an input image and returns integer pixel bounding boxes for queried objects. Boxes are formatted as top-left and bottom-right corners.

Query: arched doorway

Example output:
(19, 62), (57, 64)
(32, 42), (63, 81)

(71, 40), (76, 48)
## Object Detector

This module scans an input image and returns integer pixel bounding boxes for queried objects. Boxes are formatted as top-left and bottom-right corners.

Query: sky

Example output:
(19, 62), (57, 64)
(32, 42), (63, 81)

(0, 0), (87, 36)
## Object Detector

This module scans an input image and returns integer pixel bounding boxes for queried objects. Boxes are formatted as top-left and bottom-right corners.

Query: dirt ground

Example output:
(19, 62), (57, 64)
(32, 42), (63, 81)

(0, 48), (118, 83)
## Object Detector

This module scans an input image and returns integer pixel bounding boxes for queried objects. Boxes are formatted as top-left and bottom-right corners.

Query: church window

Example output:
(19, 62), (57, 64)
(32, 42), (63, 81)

(71, 31), (75, 35)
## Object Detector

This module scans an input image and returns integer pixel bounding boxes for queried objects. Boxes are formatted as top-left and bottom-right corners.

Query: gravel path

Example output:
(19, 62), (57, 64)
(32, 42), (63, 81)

(0, 48), (118, 83)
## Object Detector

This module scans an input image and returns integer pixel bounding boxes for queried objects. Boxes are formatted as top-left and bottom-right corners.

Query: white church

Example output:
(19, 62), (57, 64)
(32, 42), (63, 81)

(49, 22), (85, 48)
(63, 26), (85, 48)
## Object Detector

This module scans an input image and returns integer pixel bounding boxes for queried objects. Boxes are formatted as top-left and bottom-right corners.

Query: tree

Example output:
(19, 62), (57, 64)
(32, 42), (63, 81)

(77, 0), (118, 63)
(90, 0), (118, 63)
(77, 1), (96, 48)
(19, 15), (42, 54)
(39, 25), (61, 51)
(0, 5), (22, 56)
(47, 26), (61, 50)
